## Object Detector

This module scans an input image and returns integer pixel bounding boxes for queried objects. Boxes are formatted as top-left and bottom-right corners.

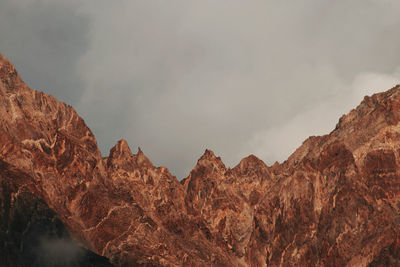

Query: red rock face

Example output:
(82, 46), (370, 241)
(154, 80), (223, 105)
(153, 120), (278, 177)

(1, 52), (400, 266)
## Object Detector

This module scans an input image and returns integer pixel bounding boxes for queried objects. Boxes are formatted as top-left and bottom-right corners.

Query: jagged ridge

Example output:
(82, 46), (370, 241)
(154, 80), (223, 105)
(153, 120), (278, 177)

(1, 52), (400, 266)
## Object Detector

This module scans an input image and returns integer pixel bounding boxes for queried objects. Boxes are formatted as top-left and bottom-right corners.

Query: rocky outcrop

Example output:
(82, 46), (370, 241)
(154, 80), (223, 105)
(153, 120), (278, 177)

(1, 52), (400, 266)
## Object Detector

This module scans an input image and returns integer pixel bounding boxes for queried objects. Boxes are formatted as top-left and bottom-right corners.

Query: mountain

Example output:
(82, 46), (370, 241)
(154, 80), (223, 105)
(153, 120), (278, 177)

(1, 52), (400, 266)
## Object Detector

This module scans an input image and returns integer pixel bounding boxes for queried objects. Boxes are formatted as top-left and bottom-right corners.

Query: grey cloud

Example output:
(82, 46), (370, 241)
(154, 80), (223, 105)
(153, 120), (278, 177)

(2, 1), (400, 178)
(246, 70), (400, 165)
(0, 0), (90, 105)
(77, 1), (400, 178)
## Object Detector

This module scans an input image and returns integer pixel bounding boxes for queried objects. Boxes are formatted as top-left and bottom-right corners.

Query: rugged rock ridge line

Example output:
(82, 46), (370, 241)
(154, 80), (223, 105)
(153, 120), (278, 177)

(1, 52), (400, 266)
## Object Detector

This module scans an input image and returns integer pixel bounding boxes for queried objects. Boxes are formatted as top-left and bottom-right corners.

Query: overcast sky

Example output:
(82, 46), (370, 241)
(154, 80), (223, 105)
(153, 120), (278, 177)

(1, 0), (400, 178)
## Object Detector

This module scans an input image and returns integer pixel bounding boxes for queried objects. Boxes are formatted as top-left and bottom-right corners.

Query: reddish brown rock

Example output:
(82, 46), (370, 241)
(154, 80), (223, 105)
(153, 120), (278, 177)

(2, 52), (400, 266)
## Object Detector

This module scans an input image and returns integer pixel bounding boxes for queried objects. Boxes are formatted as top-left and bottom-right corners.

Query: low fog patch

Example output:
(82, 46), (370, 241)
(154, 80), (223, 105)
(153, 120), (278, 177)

(32, 237), (85, 266)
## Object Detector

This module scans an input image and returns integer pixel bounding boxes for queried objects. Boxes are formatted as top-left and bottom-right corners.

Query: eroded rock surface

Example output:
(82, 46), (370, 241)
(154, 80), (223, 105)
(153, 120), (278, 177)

(1, 52), (400, 266)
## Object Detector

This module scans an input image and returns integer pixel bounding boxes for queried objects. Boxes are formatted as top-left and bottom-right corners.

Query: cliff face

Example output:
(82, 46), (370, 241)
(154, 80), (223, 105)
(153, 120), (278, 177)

(1, 53), (400, 266)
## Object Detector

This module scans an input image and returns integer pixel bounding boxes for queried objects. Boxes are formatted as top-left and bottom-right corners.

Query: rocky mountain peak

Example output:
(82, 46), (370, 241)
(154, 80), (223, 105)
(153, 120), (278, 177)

(199, 148), (217, 160)
(108, 139), (133, 160)
(233, 154), (269, 176)
(334, 85), (400, 131)
(0, 53), (26, 93)
(0, 52), (15, 78)
(134, 146), (153, 168)
(195, 149), (226, 171)
(107, 139), (153, 171)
